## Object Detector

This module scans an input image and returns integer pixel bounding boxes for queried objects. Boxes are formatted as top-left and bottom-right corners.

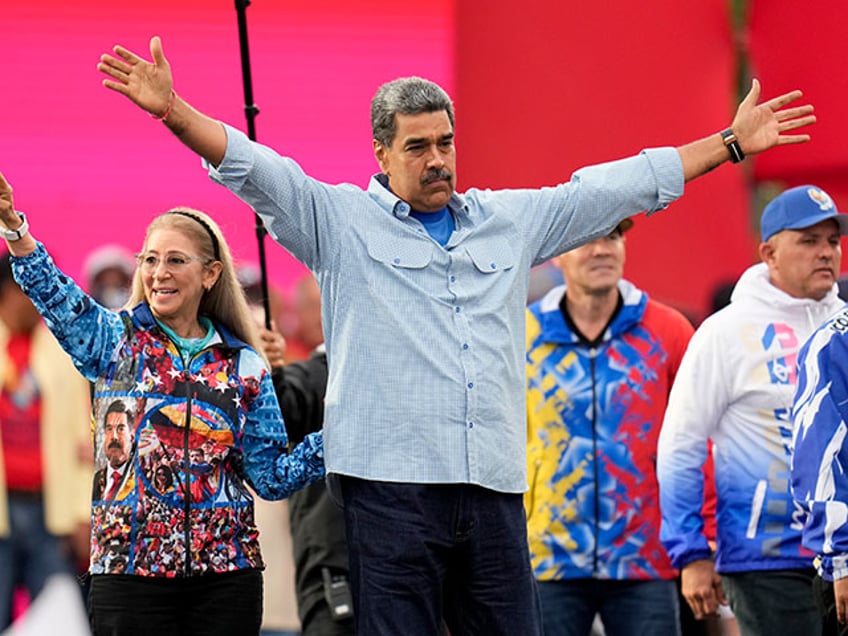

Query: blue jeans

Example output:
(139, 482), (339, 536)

(537, 578), (681, 636)
(339, 478), (542, 635)
(0, 493), (74, 629)
(721, 568), (820, 636)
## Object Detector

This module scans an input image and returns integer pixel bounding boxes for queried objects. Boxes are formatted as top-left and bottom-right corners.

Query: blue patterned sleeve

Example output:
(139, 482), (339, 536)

(11, 242), (125, 381)
(240, 352), (325, 500)
(792, 313), (848, 581)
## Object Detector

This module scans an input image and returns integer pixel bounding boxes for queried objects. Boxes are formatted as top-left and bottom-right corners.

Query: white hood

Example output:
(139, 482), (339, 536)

(730, 262), (843, 332)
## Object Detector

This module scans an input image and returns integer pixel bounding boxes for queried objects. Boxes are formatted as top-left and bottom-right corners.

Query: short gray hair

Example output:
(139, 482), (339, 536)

(371, 77), (455, 147)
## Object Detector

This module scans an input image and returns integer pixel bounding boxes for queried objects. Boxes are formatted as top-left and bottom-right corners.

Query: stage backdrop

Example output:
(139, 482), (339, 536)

(3, 0), (453, 294)
(455, 0), (754, 319)
(748, 0), (848, 207)
(4, 1), (846, 319)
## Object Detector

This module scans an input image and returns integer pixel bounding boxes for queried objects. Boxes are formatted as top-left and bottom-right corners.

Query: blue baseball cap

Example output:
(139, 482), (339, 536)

(761, 185), (848, 241)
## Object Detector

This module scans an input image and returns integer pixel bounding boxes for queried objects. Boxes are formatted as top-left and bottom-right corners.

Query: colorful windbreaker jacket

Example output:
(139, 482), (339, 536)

(525, 280), (693, 580)
(657, 263), (842, 573)
(12, 243), (325, 577)
(792, 303), (848, 582)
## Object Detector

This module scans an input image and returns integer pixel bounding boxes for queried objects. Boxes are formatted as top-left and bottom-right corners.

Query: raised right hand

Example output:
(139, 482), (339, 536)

(98, 36), (173, 118)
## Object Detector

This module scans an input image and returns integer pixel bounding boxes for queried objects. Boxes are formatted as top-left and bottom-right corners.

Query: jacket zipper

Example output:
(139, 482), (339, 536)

(181, 350), (194, 576)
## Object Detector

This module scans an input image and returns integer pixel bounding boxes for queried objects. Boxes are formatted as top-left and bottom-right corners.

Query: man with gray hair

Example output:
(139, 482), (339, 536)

(97, 36), (815, 635)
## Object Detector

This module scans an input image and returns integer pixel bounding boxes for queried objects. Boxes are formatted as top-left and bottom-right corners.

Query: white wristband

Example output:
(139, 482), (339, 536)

(1, 211), (29, 242)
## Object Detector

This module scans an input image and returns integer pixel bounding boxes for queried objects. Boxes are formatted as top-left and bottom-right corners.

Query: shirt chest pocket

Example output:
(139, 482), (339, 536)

(365, 234), (434, 297)
(465, 239), (516, 275)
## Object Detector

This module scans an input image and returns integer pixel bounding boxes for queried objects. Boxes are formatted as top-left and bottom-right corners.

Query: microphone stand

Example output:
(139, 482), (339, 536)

(234, 0), (272, 329)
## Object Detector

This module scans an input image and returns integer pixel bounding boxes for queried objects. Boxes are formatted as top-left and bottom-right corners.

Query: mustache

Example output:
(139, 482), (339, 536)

(107, 440), (125, 450)
(421, 168), (452, 186)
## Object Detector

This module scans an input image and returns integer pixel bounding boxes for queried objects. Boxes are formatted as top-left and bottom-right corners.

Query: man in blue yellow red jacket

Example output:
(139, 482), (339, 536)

(525, 219), (694, 635)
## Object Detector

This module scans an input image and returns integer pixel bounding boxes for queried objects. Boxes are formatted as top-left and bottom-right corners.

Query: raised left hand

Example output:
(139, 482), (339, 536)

(0, 171), (37, 254)
(0, 172), (18, 228)
(731, 79), (816, 155)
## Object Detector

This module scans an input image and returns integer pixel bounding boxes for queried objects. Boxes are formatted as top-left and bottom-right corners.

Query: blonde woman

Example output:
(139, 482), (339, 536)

(0, 171), (324, 636)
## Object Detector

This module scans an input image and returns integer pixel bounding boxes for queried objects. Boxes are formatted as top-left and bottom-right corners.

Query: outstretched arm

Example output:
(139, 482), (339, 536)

(678, 79), (815, 182)
(98, 36), (228, 166)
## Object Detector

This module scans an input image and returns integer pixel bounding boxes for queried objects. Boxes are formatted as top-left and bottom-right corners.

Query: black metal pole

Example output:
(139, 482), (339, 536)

(234, 0), (272, 330)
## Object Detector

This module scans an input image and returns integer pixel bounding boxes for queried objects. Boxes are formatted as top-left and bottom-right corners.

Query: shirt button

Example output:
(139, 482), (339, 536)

(490, 263), (496, 269)
(455, 307), (461, 313)
(467, 382), (473, 389)
(462, 343), (469, 350)
(393, 257), (401, 264)
(468, 422), (474, 429)
(450, 276), (456, 283)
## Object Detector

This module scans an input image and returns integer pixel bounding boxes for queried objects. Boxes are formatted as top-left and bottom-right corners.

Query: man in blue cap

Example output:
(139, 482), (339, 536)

(657, 186), (848, 636)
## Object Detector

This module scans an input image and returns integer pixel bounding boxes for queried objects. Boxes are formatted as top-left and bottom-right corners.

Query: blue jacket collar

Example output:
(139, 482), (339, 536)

(529, 279), (647, 345)
(128, 302), (250, 350)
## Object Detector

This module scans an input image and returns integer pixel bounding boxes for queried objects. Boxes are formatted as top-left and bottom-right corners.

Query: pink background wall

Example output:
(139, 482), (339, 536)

(4, 1), (846, 318)
(3, 0), (453, 293)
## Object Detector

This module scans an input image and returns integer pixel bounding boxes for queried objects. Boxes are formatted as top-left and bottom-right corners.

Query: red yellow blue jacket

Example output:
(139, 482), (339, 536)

(12, 243), (324, 577)
(525, 280), (692, 580)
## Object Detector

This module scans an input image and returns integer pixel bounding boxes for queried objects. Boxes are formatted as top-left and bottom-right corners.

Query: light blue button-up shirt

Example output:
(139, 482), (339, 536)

(209, 124), (683, 493)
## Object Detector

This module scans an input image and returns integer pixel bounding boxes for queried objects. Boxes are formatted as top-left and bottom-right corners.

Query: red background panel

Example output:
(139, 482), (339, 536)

(455, 0), (754, 318)
(748, 0), (848, 206)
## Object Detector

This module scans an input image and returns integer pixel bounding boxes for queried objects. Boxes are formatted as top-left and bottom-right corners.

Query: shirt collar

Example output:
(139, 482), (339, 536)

(368, 173), (468, 220)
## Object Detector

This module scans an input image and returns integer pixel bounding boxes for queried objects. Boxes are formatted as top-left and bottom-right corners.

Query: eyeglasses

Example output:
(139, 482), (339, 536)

(136, 252), (210, 274)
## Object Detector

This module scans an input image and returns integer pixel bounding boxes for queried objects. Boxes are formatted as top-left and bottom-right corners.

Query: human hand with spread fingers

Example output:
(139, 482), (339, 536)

(98, 36), (227, 166)
(677, 79), (815, 181)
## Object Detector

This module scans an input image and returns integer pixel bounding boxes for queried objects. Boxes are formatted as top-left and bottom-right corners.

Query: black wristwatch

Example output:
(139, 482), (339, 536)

(720, 128), (745, 163)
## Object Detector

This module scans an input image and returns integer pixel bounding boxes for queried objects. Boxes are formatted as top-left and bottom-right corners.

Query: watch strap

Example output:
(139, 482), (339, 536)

(1, 212), (29, 241)
(720, 128), (745, 164)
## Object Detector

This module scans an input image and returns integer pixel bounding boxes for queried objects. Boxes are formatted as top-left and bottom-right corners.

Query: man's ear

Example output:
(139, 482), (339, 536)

(758, 240), (775, 265)
(373, 139), (389, 174)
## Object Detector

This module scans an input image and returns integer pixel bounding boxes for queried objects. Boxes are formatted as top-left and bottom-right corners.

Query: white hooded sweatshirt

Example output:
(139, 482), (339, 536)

(657, 262), (843, 573)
